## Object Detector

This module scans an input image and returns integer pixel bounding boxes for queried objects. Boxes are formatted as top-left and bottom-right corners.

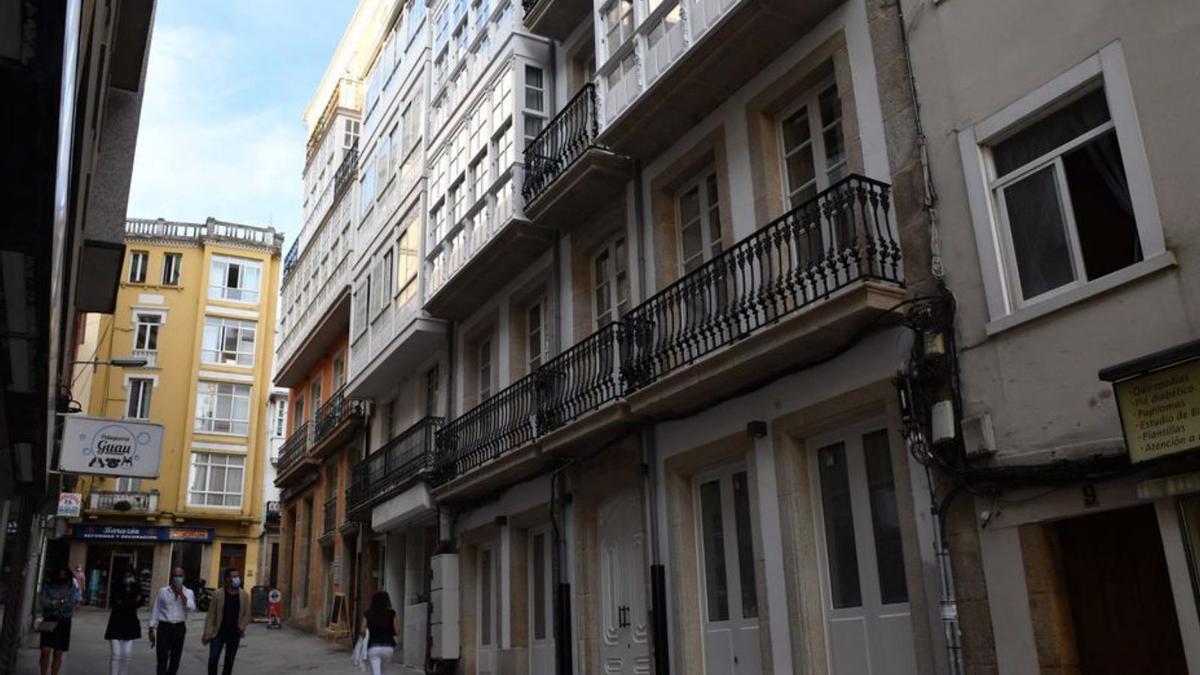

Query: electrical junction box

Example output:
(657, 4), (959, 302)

(962, 413), (996, 459)
(429, 553), (460, 660)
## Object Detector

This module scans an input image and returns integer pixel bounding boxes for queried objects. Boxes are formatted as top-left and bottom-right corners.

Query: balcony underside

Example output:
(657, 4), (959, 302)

(524, 0), (591, 42)
(275, 289), (351, 388)
(310, 415), (363, 461)
(275, 455), (319, 488)
(598, 0), (840, 161)
(524, 148), (630, 228)
(425, 220), (555, 319)
(348, 317), (447, 398)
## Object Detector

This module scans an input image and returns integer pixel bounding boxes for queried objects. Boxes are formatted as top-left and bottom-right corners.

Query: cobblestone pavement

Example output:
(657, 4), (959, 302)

(15, 607), (360, 675)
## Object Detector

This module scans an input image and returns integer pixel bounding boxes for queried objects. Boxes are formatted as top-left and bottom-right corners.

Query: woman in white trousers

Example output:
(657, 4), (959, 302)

(358, 591), (401, 675)
(104, 572), (144, 675)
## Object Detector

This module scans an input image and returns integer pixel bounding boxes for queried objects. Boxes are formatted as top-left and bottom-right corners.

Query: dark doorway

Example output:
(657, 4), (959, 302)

(171, 542), (204, 590)
(269, 542), (280, 589)
(1056, 504), (1188, 675)
(219, 543), (247, 585)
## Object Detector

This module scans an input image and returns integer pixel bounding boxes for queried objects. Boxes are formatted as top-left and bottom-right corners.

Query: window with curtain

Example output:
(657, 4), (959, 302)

(194, 381), (252, 435)
(988, 85), (1141, 305)
(188, 452), (245, 507)
(201, 316), (257, 366)
(209, 256), (262, 303)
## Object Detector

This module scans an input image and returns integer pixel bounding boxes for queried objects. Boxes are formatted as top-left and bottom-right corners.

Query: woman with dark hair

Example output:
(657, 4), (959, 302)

(104, 568), (144, 675)
(357, 591), (400, 675)
(38, 566), (81, 675)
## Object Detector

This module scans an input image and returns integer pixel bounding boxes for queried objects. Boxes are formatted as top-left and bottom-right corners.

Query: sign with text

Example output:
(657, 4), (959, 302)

(58, 415), (163, 478)
(1114, 358), (1200, 463)
(68, 525), (215, 542)
(57, 493), (82, 518)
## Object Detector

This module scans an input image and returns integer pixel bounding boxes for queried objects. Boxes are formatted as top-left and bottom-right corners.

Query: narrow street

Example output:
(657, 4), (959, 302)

(15, 608), (358, 675)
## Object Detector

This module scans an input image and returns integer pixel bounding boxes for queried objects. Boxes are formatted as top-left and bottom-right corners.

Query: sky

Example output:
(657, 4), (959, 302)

(126, 0), (359, 248)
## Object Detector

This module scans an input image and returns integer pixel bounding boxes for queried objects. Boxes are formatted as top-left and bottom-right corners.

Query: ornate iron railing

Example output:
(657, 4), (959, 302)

(621, 175), (900, 390)
(522, 83), (599, 206)
(276, 421), (311, 476)
(436, 372), (543, 479)
(537, 321), (625, 432)
(313, 386), (366, 445)
(322, 495), (338, 535)
(348, 417), (444, 513)
(522, 0), (541, 19)
(334, 142), (359, 201)
(264, 501), (281, 526)
(283, 239), (300, 279)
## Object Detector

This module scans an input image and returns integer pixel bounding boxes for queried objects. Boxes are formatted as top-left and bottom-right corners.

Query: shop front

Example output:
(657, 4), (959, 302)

(69, 525), (215, 606)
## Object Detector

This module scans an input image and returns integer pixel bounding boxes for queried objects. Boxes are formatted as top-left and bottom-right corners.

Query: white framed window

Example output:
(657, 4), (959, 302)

(959, 43), (1168, 331)
(209, 256), (262, 304)
(202, 316), (257, 366)
(377, 139), (391, 190)
(133, 311), (163, 354)
(310, 378), (323, 420)
(593, 236), (631, 328)
(162, 253), (182, 285)
(343, 118), (360, 149)
(494, 122), (514, 172)
(293, 395), (305, 428)
(333, 351), (347, 390)
(779, 79), (847, 208)
(478, 338), (492, 401)
(426, 365), (440, 418)
(645, 4), (683, 83)
(470, 158), (487, 202)
(527, 299), (546, 371)
(188, 452), (245, 508)
(129, 251), (148, 284)
(491, 71), (512, 131)
(402, 100), (422, 158)
(602, 0), (634, 61)
(373, 249), (394, 316)
(194, 381), (252, 435)
(126, 377), (153, 420)
(524, 116), (544, 149)
(524, 65), (545, 113)
(677, 171), (723, 273)
(352, 279), (370, 338)
(273, 400), (287, 437)
(397, 226), (419, 304)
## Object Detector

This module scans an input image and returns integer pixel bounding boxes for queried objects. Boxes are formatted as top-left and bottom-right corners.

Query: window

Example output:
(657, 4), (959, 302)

(294, 395), (305, 429)
(495, 122), (514, 170)
(372, 249), (394, 315)
(310, 378), (322, 420)
(377, 139), (390, 189)
(524, 116), (543, 148)
(678, 172), (723, 272)
(273, 401), (287, 437)
(780, 80), (847, 208)
(425, 366), (440, 418)
(697, 468), (758, 623)
(524, 65), (545, 112)
(593, 236), (631, 327)
(209, 256), (262, 304)
(188, 452), (245, 507)
(333, 351), (346, 390)
(361, 157), (376, 213)
(129, 251), (148, 283)
(478, 338), (492, 401)
(491, 72), (512, 130)
(126, 378), (153, 419)
(343, 118), (360, 149)
(162, 253), (182, 285)
(195, 381), (252, 435)
(960, 45), (1166, 326)
(389, 124), (402, 175)
(397, 226), (419, 304)
(602, 0), (634, 59)
(384, 399), (398, 441)
(352, 280), (370, 337)
(527, 300), (546, 370)
(470, 159), (487, 202)
(202, 316), (257, 366)
(402, 100), (422, 156)
(133, 312), (162, 353)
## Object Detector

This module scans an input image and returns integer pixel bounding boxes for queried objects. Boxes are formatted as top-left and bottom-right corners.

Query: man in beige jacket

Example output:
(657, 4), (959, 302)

(202, 568), (251, 675)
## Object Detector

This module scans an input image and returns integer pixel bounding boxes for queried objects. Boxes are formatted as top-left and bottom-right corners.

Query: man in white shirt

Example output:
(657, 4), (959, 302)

(148, 567), (195, 675)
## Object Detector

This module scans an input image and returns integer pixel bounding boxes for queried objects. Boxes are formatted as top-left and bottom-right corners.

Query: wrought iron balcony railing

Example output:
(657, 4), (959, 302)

(432, 175), (901, 485)
(347, 417), (443, 513)
(621, 175), (901, 389)
(276, 421), (311, 476)
(312, 385), (366, 444)
(322, 495), (338, 535)
(264, 501), (281, 525)
(333, 142), (358, 202)
(88, 490), (159, 513)
(521, 0), (539, 19)
(283, 239), (300, 279)
(522, 83), (599, 206)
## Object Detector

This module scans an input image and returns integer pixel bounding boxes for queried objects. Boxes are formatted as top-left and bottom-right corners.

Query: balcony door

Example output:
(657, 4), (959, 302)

(528, 527), (555, 675)
(676, 172), (728, 331)
(811, 425), (916, 675)
(477, 543), (500, 675)
(599, 488), (650, 675)
(696, 466), (762, 675)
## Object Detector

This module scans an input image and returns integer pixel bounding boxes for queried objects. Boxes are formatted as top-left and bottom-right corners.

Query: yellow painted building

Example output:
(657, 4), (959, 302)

(70, 218), (282, 605)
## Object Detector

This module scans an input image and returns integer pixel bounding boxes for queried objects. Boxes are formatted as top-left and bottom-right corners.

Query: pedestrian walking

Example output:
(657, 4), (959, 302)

(72, 566), (86, 599)
(148, 567), (195, 675)
(38, 567), (82, 675)
(357, 591), (400, 675)
(201, 568), (250, 675)
(104, 570), (144, 675)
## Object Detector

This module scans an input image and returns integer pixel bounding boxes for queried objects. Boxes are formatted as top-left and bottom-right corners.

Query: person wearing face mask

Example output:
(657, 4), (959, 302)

(202, 567), (251, 675)
(38, 567), (82, 675)
(148, 567), (195, 675)
(104, 569), (145, 675)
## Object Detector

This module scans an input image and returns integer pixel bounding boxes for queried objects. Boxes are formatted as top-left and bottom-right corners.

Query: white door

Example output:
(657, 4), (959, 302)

(696, 467), (762, 675)
(477, 543), (500, 675)
(599, 489), (651, 675)
(529, 528), (555, 675)
(812, 426), (917, 675)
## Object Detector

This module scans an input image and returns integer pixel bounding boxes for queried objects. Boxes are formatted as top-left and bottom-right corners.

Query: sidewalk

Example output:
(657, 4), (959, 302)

(15, 607), (360, 674)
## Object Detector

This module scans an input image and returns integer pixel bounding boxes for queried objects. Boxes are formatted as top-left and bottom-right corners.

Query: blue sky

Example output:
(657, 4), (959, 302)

(127, 0), (358, 248)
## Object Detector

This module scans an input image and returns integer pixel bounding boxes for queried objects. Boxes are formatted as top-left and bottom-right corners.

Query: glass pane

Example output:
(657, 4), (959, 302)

(786, 152), (816, 196)
(191, 463), (206, 491)
(818, 85), (841, 126)
(481, 549), (493, 645)
(1062, 130), (1142, 281)
(1002, 166), (1076, 300)
(863, 430), (908, 604)
(210, 467), (226, 491)
(817, 442), (862, 609)
(732, 472), (758, 619)
(823, 122), (846, 174)
(781, 110), (811, 151)
(699, 480), (730, 622)
(993, 88), (1111, 176)
(533, 533), (546, 640)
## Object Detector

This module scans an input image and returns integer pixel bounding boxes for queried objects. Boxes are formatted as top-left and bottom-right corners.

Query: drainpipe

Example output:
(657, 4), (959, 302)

(641, 424), (669, 675)
(549, 463), (574, 675)
(632, 160), (648, 302)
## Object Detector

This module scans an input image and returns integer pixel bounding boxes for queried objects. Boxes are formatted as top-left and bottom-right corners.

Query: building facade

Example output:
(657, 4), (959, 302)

(901, 0), (1200, 673)
(71, 218), (282, 602)
(259, 387), (289, 589)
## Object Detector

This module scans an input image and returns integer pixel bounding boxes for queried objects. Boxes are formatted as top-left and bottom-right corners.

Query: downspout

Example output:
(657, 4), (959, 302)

(632, 159), (648, 302)
(641, 424), (669, 675)
(550, 463), (574, 675)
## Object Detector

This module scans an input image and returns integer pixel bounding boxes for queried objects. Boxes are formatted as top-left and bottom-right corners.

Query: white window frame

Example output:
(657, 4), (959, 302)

(208, 255), (263, 304)
(162, 252), (182, 286)
(129, 251), (148, 284)
(675, 170), (723, 274)
(777, 77), (847, 210)
(124, 375), (156, 420)
(201, 316), (258, 367)
(187, 451), (246, 509)
(273, 400), (287, 438)
(478, 337), (492, 401)
(194, 381), (253, 436)
(132, 309), (165, 357)
(592, 236), (631, 328)
(958, 42), (1170, 334)
(526, 299), (547, 371)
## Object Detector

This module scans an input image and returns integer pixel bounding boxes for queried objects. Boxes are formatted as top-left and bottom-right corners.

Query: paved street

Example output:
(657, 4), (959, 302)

(15, 608), (358, 675)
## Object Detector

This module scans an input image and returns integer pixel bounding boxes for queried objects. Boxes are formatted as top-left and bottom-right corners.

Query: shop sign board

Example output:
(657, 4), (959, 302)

(58, 415), (164, 478)
(1113, 358), (1200, 464)
(68, 525), (215, 542)
(57, 493), (83, 518)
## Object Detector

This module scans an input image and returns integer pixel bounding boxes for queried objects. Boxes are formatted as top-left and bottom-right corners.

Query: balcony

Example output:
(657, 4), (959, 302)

(126, 217), (282, 251)
(87, 490), (159, 516)
(595, 0), (840, 162)
(131, 348), (157, 368)
(434, 175), (903, 492)
(264, 501), (281, 529)
(522, 84), (629, 226)
(523, 0), (592, 42)
(283, 239), (301, 280)
(322, 495), (338, 537)
(347, 417), (443, 516)
(275, 253), (352, 388)
(333, 142), (358, 203)
(310, 386), (367, 458)
(424, 165), (554, 319)
(275, 422), (314, 486)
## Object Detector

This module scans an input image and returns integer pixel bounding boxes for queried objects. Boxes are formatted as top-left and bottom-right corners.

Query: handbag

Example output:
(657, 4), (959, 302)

(35, 620), (59, 633)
